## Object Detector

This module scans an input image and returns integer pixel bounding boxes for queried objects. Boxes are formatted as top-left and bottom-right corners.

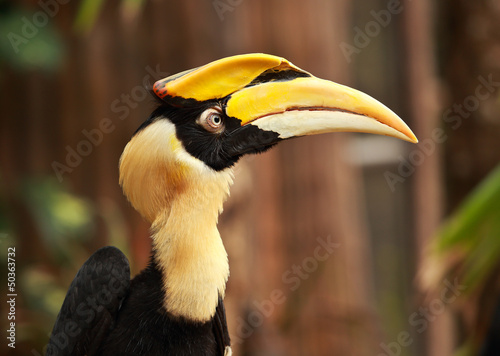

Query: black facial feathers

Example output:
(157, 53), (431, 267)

(135, 100), (281, 171)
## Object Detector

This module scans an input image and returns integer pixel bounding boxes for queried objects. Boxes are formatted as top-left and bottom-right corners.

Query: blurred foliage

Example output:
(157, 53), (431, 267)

(425, 164), (500, 291)
(0, 1), (143, 351)
(422, 164), (500, 355)
(74, 0), (105, 34)
(0, 176), (131, 353)
(74, 0), (146, 34)
(0, 177), (94, 352)
(0, 7), (64, 72)
(21, 178), (95, 263)
(0, 0), (147, 72)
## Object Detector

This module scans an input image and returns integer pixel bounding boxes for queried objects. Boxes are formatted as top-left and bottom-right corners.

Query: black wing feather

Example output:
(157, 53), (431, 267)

(47, 246), (130, 356)
(212, 296), (231, 356)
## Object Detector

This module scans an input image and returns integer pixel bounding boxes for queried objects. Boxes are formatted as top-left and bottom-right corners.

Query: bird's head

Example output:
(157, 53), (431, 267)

(119, 53), (417, 224)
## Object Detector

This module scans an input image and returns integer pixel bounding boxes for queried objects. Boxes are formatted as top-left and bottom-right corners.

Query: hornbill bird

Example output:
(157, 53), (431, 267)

(47, 53), (417, 356)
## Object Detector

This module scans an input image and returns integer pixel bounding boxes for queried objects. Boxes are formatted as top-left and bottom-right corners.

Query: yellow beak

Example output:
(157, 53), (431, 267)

(154, 53), (418, 144)
(225, 75), (417, 143)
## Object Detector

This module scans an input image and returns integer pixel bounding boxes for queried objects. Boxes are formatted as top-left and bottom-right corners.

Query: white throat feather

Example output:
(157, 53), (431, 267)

(119, 119), (233, 322)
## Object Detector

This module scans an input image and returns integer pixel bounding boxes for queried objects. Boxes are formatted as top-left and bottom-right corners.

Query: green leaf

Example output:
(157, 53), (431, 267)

(431, 164), (500, 293)
(434, 164), (500, 253)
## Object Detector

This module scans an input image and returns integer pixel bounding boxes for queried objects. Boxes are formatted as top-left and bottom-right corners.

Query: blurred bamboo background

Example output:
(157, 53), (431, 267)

(1, 0), (500, 355)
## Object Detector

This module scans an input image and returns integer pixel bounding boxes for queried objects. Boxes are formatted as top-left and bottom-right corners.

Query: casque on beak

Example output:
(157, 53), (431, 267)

(153, 53), (417, 159)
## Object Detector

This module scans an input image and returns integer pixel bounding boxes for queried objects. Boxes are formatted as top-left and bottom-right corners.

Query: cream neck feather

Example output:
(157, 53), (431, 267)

(119, 119), (233, 322)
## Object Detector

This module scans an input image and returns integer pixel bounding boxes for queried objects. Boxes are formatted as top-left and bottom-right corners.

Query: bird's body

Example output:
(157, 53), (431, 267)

(48, 54), (417, 355)
(96, 251), (229, 356)
(48, 247), (230, 356)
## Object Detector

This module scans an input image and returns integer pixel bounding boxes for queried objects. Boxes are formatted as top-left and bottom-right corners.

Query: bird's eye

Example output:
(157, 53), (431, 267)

(209, 113), (222, 127)
(199, 108), (224, 133)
